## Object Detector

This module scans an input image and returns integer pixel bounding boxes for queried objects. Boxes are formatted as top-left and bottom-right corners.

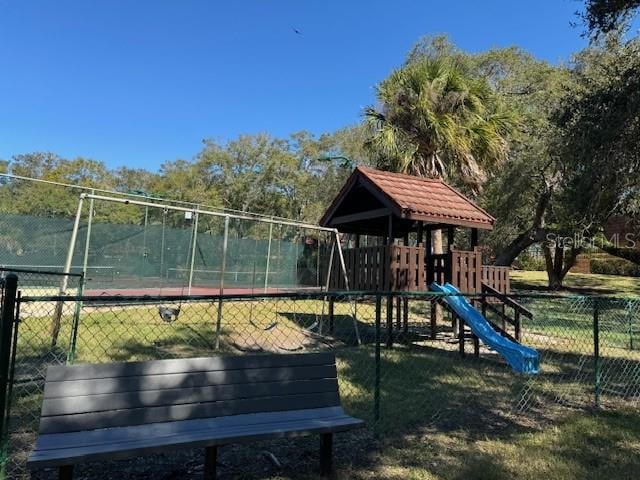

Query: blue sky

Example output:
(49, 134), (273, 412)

(0, 0), (621, 170)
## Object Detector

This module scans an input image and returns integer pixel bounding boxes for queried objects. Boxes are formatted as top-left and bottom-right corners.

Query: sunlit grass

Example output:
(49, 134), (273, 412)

(512, 270), (640, 297)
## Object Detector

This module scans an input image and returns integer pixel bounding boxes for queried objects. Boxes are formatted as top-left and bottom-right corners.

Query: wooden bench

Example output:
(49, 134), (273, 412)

(28, 352), (363, 479)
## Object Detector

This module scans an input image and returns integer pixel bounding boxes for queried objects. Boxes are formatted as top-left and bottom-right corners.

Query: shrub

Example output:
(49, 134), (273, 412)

(590, 258), (640, 277)
(514, 254), (546, 271)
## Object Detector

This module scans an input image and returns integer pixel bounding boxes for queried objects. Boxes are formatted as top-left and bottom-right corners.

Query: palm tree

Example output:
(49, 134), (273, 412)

(365, 58), (514, 192)
(365, 58), (515, 254)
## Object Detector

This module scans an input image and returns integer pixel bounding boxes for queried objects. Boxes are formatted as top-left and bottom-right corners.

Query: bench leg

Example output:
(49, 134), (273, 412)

(319, 433), (333, 477)
(204, 446), (217, 480)
(59, 465), (74, 480)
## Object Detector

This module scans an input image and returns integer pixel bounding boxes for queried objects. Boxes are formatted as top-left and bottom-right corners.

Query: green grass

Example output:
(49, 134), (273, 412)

(7, 297), (640, 479)
(511, 270), (640, 297)
(337, 409), (640, 480)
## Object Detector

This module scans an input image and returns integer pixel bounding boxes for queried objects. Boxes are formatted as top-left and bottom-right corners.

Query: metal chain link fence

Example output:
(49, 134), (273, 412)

(0, 271), (639, 479)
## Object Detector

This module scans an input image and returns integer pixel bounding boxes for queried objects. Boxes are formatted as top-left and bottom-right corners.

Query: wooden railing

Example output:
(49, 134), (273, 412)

(329, 245), (425, 291)
(330, 245), (510, 294)
(482, 265), (511, 294)
(426, 248), (510, 294)
(427, 253), (449, 286)
(480, 283), (533, 342)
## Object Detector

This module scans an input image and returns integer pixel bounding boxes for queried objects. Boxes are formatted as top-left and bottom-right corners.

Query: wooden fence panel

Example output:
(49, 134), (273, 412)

(329, 245), (509, 293)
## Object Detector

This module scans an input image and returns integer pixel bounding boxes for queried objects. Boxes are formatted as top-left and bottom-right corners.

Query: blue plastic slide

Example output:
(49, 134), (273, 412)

(430, 282), (539, 374)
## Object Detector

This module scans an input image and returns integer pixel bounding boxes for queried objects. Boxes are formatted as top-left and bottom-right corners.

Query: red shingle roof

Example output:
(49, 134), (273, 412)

(321, 167), (495, 230)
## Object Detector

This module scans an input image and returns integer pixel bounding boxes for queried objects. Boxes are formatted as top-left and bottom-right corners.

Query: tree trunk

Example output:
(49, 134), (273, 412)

(432, 229), (444, 325)
(542, 244), (582, 290)
(543, 245), (564, 290)
(432, 229), (443, 255)
(493, 228), (548, 266)
(493, 187), (552, 266)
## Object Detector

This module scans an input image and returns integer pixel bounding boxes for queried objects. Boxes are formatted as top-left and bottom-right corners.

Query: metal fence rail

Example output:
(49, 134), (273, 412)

(0, 272), (639, 479)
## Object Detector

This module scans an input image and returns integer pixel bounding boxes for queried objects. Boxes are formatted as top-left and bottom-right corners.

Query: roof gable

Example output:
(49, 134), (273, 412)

(320, 167), (495, 231)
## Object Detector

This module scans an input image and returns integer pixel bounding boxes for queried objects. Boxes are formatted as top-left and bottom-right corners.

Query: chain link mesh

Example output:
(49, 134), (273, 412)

(2, 275), (639, 478)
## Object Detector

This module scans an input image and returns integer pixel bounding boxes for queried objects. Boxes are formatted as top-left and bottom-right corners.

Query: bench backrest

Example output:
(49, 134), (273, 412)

(39, 352), (340, 435)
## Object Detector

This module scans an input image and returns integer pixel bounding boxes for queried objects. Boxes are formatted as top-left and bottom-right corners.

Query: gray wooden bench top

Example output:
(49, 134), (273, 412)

(28, 352), (363, 479)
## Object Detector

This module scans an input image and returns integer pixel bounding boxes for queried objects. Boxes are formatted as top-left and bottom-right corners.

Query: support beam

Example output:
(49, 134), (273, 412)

(59, 465), (74, 480)
(403, 297), (409, 334)
(417, 222), (424, 245)
(329, 208), (390, 227)
(470, 228), (479, 249)
(386, 296), (393, 348)
(430, 300), (437, 339)
(204, 446), (217, 480)
(447, 227), (455, 252)
(459, 315), (465, 356)
(319, 433), (333, 476)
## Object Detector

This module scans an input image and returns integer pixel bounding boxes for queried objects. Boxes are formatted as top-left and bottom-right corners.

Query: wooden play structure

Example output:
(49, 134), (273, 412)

(320, 167), (531, 351)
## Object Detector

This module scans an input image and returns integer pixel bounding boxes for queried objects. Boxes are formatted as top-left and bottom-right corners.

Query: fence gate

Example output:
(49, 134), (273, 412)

(0, 273), (18, 479)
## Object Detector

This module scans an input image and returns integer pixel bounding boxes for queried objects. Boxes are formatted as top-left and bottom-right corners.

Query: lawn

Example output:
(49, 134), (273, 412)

(9, 295), (640, 479)
(336, 408), (640, 480)
(511, 270), (640, 297)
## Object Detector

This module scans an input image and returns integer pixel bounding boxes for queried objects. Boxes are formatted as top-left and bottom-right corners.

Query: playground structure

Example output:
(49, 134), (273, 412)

(320, 167), (535, 361)
(1, 169), (536, 364)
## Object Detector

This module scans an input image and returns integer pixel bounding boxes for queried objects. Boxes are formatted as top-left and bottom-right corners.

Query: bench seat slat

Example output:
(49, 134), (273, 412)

(45, 352), (335, 382)
(29, 409), (363, 469)
(34, 407), (349, 451)
(44, 364), (337, 398)
(42, 379), (338, 417)
(40, 391), (341, 434)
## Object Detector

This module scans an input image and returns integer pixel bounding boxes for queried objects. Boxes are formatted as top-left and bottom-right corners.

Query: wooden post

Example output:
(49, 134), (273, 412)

(396, 296), (401, 330)
(355, 234), (360, 248)
(470, 228), (478, 249)
(417, 223), (424, 245)
(447, 227), (455, 252)
(473, 334), (480, 357)
(204, 446), (218, 480)
(515, 309), (521, 342)
(425, 227), (432, 285)
(403, 232), (409, 246)
(458, 315), (465, 356)
(430, 300), (437, 339)
(320, 433), (333, 476)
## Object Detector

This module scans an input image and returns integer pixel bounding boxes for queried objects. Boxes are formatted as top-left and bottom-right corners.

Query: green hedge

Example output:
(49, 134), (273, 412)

(515, 255), (546, 271)
(590, 258), (640, 277)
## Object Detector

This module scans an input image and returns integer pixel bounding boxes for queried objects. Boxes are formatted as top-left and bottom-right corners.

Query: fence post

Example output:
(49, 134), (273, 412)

(0, 273), (18, 477)
(67, 274), (85, 364)
(215, 216), (229, 350)
(374, 295), (381, 426)
(593, 298), (601, 409)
